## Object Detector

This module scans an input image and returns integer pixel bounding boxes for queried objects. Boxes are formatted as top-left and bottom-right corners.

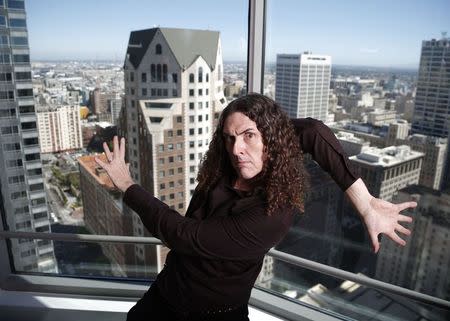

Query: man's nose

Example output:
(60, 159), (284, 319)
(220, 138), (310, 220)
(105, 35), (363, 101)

(232, 137), (245, 156)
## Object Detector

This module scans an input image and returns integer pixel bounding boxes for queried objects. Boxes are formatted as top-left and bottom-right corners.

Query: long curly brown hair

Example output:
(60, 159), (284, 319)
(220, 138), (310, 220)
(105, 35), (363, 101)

(197, 93), (306, 215)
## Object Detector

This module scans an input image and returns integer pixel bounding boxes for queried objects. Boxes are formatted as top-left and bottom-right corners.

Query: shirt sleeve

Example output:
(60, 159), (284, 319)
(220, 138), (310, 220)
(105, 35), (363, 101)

(123, 184), (293, 260)
(291, 117), (359, 191)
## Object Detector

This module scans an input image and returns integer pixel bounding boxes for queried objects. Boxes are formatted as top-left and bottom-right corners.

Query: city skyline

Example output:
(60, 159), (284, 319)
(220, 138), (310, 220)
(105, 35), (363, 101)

(26, 0), (449, 67)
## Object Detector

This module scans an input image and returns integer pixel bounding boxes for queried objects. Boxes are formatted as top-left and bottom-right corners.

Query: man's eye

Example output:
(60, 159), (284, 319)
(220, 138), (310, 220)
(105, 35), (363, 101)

(245, 132), (254, 139)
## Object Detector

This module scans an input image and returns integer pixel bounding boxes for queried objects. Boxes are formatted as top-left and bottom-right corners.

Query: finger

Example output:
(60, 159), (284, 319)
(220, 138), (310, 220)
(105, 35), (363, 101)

(397, 214), (413, 223)
(395, 224), (411, 236)
(388, 231), (406, 246)
(369, 231), (380, 253)
(113, 136), (119, 159)
(120, 137), (126, 159)
(396, 201), (417, 212)
(103, 142), (113, 161)
(94, 157), (108, 169)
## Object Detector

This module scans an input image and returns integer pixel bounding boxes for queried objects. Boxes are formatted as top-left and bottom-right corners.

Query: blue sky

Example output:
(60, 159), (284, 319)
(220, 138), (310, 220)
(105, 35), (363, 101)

(26, 0), (449, 67)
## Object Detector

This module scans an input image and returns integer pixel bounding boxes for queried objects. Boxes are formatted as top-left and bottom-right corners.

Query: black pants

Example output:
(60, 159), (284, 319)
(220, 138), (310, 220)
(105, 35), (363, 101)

(127, 283), (250, 321)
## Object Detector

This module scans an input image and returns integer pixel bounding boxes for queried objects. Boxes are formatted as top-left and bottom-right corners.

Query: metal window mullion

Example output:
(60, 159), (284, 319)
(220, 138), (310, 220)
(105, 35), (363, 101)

(247, 0), (266, 93)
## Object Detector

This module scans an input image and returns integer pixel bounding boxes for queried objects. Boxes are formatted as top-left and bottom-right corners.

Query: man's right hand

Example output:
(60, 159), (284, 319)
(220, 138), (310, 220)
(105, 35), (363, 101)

(95, 136), (135, 193)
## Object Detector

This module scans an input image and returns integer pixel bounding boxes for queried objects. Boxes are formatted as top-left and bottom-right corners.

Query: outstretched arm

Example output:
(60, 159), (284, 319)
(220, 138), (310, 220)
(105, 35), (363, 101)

(291, 118), (416, 252)
(345, 178), (415, 253)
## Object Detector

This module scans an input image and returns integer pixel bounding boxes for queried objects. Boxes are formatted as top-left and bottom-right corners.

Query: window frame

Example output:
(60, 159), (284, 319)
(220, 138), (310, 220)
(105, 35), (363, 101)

(4, 0), (446, 319)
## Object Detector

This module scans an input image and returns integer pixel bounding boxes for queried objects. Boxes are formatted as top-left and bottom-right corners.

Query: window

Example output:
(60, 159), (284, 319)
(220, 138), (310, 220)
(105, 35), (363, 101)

(157, 64), (162, 81)
(11, 37), (28, 46)
(177, 129), (182, 136)
(141, 73), (147, 82)
(163, 64), (168, 82)
(172, 89), (178, 97)
(0, 35), (8, 46)
(0, 53), (10, 64)
(0, 90), (14, 100)
(0, 72), (12, 81)
(189, 73), (194, 83)
(172, 73), (178, 83)
(142, 88), (147, 96)
(189, 89), (194, 96)
(9, 18), (26, 28)
(155, 43), (162, 54)
(198, 89), (203, 96)
(15, 71), (31, 81)
(0, 15), (5, 26)
(189, 102), (194, 109)
(206, 73), (209, 82)
(19, 105), (34, 114)
(129, 72), (134, 82)
(198, 67), (203, 82)
(151, 64), (156, 81)
(189, 128), (194, 136)
(7, 0), (25, 9)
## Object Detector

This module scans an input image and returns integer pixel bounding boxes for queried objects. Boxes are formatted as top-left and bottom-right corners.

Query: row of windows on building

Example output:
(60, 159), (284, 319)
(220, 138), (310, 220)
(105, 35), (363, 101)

(160, 180), (185, 190)
(0, 71), (32, 81)
(0, 15), (25, 28)
(159, 167), (183, 177)
(0, 35), (28, 46)
(189, 88), (209, 97)
(0, 88), (32, 100)
(128, 65), (220, 84)
(158, 137), (210, 152)
(0, 53), (30, 64)
(0, 0), (25, 10)
(1, 122), (37, 135)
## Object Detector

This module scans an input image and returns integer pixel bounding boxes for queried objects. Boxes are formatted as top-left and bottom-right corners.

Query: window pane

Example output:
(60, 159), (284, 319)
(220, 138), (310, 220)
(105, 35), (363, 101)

(1, 0), (248, 282)
(264, 0), (449, 319)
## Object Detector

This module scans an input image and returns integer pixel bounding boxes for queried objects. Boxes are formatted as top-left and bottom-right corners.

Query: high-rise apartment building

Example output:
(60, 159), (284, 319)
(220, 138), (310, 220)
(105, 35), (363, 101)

(412, 36), (450, 138)
(36, 104), (83, 153)
(0, 0), (56, 272)
(275, 53), (331, 122)
(119, 27), (226, 273)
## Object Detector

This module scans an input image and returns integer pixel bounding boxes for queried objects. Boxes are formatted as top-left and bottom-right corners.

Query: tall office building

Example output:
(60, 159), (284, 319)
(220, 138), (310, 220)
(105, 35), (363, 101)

(120, 27), (226, 273)
(275, 53), (331, 122)
(0, 0), (56, 272)
(412, 36), (450, 138)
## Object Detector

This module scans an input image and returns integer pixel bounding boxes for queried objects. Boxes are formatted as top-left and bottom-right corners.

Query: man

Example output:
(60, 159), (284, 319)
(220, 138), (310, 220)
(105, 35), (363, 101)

(95, 93), (415, 321)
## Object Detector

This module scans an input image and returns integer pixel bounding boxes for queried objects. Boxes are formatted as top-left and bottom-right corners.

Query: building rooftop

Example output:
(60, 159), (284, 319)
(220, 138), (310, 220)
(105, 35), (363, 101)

(78, 155), (116, 191)
(126, 27), (220, 70)
(350, 145), (424, 167)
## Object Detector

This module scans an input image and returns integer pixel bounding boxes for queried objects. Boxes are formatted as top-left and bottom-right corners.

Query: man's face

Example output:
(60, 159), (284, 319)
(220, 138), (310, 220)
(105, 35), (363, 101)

(223, 112), (266, 186)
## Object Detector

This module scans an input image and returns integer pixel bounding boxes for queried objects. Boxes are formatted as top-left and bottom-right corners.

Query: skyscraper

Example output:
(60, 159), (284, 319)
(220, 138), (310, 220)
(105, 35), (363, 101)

(119, 27), (226, 273)
(0, 0), (56, 272)
(412, 36), (450, 138)
(275, 53), (331, 121)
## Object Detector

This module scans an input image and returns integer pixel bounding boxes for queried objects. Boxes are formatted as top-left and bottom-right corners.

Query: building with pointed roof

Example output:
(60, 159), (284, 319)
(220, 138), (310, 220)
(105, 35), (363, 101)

(116, 27), (227, 275)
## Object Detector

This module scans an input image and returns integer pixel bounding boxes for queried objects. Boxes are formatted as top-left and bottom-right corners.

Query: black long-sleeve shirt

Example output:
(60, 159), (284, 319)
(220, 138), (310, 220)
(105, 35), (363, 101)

(123, 118), (359, 312)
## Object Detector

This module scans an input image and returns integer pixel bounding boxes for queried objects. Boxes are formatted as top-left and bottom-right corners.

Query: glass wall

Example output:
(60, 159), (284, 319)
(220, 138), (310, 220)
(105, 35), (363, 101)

(262, 0), (449, 319)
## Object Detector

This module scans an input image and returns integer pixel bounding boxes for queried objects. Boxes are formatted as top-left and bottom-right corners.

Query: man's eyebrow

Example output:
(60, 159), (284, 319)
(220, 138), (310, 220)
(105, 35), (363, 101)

(223, 128), (255, 137)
